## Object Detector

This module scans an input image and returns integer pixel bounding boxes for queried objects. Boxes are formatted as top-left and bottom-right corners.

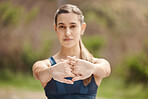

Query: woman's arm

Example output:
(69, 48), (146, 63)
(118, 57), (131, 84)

(69, 56), (111, 82)
(32, 59), (52, 82)
(92, 58), (111, 78)
(32, 59), (75, 84)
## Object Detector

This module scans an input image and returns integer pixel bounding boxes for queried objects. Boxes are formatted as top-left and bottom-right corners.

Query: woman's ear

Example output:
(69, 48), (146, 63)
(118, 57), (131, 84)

(54, 24), (57, 32)
(81, 22), (86, 35)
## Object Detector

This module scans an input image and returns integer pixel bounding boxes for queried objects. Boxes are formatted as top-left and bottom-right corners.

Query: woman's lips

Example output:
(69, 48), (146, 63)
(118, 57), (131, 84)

(63, 38), (73, 41)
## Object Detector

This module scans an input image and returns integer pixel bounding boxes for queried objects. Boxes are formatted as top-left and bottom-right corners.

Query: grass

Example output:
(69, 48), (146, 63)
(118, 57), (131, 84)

(0, 70), (43, 91)
(0, 70), (148, 99)
(97, 74), (148, 99)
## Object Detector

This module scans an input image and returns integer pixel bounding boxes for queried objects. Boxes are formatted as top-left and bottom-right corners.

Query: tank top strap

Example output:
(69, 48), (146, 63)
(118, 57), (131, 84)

(49, 56), (56, 66)
(48, 56), (67, 94)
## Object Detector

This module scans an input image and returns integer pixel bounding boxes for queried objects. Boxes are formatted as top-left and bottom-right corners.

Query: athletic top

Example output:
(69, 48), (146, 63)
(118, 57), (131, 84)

(44, 56), (98, 99)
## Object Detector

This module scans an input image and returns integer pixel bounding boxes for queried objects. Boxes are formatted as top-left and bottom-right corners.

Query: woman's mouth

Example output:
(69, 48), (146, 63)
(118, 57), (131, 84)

(63, 38), (73, 41)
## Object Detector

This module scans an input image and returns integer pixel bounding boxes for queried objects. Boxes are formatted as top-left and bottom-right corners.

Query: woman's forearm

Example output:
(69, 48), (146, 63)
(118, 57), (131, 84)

(38, 67), (53, 82)
(93, 59), (111, 78)
(33, 61), (53, 83)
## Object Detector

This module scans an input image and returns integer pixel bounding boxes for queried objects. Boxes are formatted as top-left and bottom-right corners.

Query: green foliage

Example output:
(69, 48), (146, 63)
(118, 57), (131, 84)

(0, 69), (42, 90)
(83, 35), (105, 57)
(117, 52), (148, 85)
(126, 53), (148, 84)
(0, 1), (24, 27)
(21, 34), (52, 73)
(98, 75), (148, 99)
(0, 51), (23, 72)
(25, 7), (39, 24)
(21, 41), (37, 72)
(85, 10), (114, 28)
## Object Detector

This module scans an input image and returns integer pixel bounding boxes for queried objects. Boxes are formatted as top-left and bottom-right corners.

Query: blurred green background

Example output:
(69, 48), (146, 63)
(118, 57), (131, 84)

(0, 0), (148, 99)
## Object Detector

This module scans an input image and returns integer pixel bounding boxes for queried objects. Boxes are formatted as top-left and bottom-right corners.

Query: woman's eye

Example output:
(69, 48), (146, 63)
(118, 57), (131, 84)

(59, 26), (65, 29)
(70, 25), (76, 28)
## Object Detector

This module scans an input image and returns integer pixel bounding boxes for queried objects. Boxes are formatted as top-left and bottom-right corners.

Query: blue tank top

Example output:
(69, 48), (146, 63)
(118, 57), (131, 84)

(44, 56), (98, 99)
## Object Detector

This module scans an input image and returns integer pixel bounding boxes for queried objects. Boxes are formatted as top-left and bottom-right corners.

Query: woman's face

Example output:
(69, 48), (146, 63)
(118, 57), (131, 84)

(55, 13), (85, 48)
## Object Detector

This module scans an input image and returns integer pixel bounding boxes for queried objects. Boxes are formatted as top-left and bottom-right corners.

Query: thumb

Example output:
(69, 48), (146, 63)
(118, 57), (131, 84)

(72, 76), (82, 82)
(63, 79), (74, 84)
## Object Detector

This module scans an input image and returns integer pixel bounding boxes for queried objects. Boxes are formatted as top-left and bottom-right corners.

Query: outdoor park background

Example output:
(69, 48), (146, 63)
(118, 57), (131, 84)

(0, 0), (148, 99)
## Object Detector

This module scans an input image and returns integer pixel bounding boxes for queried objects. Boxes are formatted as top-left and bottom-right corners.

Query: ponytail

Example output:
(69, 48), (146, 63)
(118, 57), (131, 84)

(79, 38), (94, 86)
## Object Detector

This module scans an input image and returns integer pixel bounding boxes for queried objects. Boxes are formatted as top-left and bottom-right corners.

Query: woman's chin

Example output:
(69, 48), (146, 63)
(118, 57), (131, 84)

(62, 43), (75, 48)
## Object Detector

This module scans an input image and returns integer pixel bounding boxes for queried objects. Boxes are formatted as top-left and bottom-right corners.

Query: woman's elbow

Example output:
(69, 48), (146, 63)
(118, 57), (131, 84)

(32, 61), (44, 80)
(104, 59), (111, 77)
(99, 59), (111, 78)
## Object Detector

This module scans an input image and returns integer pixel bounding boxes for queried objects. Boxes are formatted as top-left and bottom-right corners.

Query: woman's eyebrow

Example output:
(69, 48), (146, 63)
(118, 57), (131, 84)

(58, 22), (77, 25)
(58, 23), (64, 25)
(70, 22), (77, 25)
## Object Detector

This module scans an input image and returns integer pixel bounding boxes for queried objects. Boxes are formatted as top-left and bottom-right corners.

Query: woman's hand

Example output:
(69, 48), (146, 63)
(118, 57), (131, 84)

(67, 56), (95, 81)
(51, 59), (75, 84)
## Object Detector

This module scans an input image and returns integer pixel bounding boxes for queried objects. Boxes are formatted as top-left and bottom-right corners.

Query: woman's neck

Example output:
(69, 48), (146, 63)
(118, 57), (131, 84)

(58, 45), (81, 59)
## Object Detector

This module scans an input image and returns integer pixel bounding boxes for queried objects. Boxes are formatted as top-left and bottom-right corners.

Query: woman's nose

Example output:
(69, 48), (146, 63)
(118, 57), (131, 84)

(65, 28), (71, 36)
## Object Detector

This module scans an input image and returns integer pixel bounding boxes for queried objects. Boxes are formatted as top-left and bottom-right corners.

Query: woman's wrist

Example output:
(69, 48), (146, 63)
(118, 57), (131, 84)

(91, 63), (97, 75)
(47, 66), (54, 78)
(38, 67), (53, 82)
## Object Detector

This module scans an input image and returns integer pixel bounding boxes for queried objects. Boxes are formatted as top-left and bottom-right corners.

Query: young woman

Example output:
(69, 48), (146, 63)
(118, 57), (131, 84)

(32, 4), (111, 99)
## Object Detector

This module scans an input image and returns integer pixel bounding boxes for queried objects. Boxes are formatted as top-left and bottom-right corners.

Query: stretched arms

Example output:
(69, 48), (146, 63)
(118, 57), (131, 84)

(32, 56), (111, 85)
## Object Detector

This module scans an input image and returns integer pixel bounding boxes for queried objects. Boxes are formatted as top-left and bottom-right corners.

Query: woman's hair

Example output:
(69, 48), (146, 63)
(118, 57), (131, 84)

(55, 4), (94, 86)
(54, 4), (84, 26)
